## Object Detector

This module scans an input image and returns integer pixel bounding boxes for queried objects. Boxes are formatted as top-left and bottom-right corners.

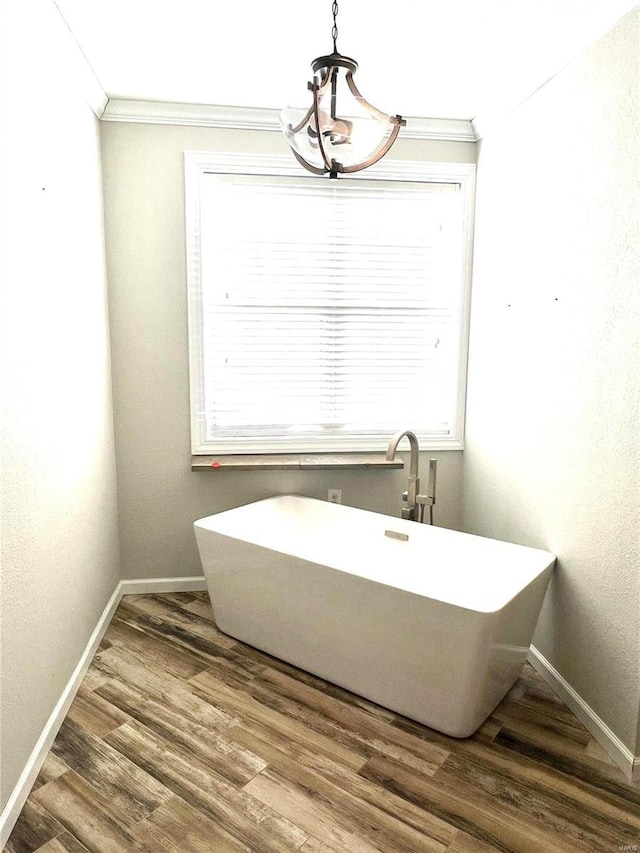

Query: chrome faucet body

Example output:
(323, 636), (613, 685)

(385, 430), (437, 524)
(386, 430), (421, 519)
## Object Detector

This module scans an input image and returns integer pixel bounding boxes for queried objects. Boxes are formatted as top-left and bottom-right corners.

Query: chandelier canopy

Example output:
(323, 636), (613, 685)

(279, 1), (406, 178)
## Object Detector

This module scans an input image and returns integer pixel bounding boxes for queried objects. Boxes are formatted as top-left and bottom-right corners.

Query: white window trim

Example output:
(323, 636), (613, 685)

(185, 151), (475, 455)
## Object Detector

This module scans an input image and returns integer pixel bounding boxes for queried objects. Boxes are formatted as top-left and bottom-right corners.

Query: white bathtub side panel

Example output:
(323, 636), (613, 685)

(195, 528), (502, 737)
(489, 568), (554, 669)
(480, 567), (555, 723)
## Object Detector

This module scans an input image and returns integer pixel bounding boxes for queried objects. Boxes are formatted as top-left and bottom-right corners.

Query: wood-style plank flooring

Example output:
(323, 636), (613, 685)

(7, 592), (640, 852)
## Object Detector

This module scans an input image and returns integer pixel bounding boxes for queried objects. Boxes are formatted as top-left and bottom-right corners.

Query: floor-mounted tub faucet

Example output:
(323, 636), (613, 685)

(385, 430), (437, 524)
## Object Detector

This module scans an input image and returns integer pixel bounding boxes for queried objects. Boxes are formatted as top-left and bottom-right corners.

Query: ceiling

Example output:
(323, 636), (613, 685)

(53, 0), (637, 122)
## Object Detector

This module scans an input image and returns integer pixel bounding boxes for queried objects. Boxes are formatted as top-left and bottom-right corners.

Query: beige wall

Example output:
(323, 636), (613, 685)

(463, 9), (640, 752)
(0, 0), (120, 811)
(100, 122), (475, 580)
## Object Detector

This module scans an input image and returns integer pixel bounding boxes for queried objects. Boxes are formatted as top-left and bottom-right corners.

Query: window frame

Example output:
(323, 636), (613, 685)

(185, 150), (475, 455)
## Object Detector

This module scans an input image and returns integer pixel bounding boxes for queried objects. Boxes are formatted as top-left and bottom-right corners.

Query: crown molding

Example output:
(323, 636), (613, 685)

(85, 79), (109, 119)
(100, 99), (477, 142)
(402, 116), (476, 142)
(101, 100), (282, 130)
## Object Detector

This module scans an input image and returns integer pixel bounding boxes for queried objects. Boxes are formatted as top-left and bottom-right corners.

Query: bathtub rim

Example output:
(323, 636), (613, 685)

(193, 494), (556, 615)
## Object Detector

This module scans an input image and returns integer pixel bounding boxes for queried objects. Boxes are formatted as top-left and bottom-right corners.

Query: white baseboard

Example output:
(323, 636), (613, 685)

(0, 582), (122, 848)
(0, 575), (208, 847)
(528, 646), (639, 783)
(119, 576), (207, 595)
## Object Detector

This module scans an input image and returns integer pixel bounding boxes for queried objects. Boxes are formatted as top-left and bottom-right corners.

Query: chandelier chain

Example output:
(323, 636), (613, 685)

(331, 0), (339, 52)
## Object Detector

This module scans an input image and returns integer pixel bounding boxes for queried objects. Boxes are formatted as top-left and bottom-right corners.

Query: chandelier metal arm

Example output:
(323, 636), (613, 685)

(311, 80), (338, 174)
(345, 72), (406, 127)
(287, 70), (335, 135)
(288, 102), (315, 136)
(289, 148), (329, 176)
(336, 119), (403, 174)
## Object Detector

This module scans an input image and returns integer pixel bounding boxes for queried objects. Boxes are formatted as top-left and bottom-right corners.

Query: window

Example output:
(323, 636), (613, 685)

(186, 152), (474, 455)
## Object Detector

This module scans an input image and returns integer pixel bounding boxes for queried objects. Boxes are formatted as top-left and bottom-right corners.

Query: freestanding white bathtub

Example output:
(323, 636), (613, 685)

(194, 495), (555, 737)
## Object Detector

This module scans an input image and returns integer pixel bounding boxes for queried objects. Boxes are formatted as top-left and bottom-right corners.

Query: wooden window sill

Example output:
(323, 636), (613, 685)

(191, 453), (404, 472)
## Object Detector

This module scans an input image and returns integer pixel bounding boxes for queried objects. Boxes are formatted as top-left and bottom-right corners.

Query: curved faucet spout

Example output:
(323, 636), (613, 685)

(386, 429), (437, 525)
(386, 430), (421, 517)
(385, 429), (420, 480)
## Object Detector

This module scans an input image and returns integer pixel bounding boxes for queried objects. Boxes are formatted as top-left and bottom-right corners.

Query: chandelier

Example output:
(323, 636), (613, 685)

(279, 1), (406, 178)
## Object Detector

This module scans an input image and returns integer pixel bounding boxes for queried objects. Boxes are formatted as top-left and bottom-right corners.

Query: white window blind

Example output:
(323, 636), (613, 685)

(187, 155), (473, 454)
